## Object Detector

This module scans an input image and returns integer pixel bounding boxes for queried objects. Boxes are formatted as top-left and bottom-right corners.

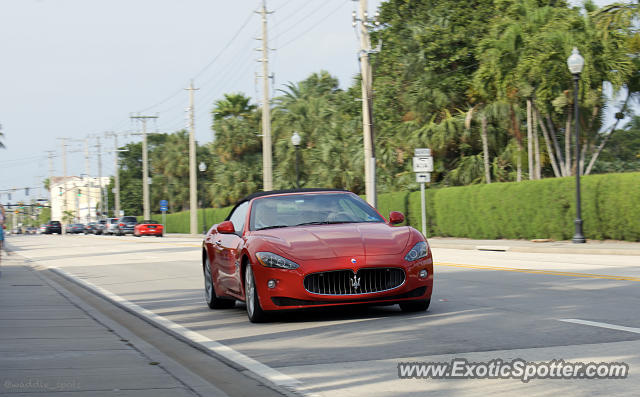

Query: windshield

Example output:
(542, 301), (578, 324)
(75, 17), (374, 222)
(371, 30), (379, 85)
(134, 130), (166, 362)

(249, 193), (384, 231)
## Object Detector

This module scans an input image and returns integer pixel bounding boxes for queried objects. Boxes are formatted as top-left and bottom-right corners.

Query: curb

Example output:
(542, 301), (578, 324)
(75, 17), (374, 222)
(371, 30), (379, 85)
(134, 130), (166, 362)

(45, 266), (308, 397)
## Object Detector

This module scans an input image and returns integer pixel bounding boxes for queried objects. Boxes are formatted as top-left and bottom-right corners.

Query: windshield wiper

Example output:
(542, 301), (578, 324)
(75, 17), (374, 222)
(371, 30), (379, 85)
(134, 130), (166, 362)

(293, 221), (329, 226)
(256, 224), (290, 230)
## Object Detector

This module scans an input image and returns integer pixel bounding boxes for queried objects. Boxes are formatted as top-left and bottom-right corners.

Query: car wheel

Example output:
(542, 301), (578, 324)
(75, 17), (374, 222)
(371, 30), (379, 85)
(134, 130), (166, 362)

(399, 299), (431, 312)
(244, 264), (268, 323)
(203, 256), (235, 309)
(156, 234), (163, 238)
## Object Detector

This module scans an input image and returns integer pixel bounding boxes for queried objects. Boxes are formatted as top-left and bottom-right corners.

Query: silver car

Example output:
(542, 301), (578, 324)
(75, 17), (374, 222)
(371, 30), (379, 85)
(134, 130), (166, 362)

(104, 218), (120, 235)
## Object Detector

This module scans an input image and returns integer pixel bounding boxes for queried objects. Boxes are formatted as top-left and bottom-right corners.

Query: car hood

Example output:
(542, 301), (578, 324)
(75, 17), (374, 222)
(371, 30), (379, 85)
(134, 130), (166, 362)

(253, 223), (412, 260)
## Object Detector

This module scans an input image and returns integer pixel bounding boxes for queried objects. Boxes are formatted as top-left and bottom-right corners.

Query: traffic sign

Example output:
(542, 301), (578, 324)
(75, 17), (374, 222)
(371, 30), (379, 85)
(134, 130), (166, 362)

(414, 148), (431, 157)
(416, 173), (431, 183)
(413, 156), (434, 173)
(160, 199), (168, 212)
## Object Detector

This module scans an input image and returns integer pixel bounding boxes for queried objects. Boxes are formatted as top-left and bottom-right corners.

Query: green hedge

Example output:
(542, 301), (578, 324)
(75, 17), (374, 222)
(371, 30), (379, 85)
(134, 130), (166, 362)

(421, 172), (640, 241)
(145, 172), (639, 241)
(137, 205), (233, 234)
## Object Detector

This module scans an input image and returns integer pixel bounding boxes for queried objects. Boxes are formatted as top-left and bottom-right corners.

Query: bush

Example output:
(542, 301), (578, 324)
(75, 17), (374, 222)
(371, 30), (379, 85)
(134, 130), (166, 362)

(150, 173), (640, 241)
(405, 172), (640, 241)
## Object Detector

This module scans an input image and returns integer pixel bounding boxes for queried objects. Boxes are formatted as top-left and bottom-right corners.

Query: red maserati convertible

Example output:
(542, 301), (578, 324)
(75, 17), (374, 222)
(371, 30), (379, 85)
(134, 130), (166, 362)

(202, 189), (433, 322)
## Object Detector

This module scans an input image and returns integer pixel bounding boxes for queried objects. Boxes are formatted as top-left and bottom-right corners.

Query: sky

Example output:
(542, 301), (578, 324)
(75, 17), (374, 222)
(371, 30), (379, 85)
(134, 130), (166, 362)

(0, 0), (384, 204)
(0, 0), (621, 206)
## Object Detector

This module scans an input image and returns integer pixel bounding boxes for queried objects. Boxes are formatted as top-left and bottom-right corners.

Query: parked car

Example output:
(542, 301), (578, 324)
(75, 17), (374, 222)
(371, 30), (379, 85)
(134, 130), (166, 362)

(25, 226), (38, 234)
(202, 189), (433, 323)
(66, 223), (84, 234)
(116, 216), (138, 236)
(44, 221), (62, 234)
(84, 222), (98, 234)
(103, 218), (120, 235)
(38, 224), (47, 234)
(134, 220), (163, 237)
(94, 219), (107, 235)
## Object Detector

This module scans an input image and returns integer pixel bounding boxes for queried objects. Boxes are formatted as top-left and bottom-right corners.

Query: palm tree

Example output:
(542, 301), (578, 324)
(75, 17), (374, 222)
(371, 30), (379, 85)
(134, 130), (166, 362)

(272, 72), (348, 190)
(212, 93), (256, 121)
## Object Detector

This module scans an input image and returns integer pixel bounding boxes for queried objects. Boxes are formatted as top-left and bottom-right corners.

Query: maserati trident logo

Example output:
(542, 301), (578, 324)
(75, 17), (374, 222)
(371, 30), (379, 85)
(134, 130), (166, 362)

(351, 274), (361, 289)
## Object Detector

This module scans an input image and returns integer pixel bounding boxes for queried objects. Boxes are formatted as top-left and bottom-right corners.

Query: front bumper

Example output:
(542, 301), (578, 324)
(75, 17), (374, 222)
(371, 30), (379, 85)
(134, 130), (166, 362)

(251, 253), (433, 311)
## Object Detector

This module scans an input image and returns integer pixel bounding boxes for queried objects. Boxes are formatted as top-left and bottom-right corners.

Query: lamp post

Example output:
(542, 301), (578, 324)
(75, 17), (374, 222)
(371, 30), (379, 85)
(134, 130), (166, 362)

(567, 47), (586, 244)
(291, 132), (301, 189)
(198, 161), (207, 234)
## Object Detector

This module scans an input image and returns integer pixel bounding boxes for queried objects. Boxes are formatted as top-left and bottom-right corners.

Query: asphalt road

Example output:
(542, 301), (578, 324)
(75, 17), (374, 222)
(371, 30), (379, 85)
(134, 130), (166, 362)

(6, 234), (640, 396)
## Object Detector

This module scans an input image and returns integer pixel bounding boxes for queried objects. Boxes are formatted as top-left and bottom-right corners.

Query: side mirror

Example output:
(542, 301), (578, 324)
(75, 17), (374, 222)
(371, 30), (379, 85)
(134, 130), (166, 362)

(388, 211), (405, 225)
(217, 220), (235, 234)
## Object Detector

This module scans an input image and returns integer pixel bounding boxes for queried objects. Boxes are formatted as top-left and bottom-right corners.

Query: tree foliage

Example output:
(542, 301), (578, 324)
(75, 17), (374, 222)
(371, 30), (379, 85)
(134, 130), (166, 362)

(112, 0), (640, 213)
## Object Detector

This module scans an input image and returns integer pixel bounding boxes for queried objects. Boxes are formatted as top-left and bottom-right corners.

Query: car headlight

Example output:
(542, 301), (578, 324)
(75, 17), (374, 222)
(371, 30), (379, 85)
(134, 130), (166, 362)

(256, 252), (300, 270)
(404, 241), (428, 261)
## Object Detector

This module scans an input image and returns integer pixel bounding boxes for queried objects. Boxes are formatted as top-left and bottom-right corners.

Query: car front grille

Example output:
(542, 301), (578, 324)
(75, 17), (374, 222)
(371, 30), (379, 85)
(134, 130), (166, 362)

(304, 268), (405, 295)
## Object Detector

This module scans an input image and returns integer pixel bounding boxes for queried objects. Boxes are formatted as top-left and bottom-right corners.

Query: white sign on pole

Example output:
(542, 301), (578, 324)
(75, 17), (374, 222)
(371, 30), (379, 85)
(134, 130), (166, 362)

(414, 148), (431, 157)
(415, 173), (431, 183)
(413, 156), (434, 173)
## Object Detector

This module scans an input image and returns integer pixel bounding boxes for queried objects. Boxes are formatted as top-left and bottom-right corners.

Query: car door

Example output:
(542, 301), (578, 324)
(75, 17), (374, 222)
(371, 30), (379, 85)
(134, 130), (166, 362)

(213, 202), (248, 296)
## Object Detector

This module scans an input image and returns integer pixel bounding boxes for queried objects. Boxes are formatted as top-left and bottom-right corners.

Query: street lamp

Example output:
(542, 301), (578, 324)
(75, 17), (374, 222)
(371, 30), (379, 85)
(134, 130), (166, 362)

(291, 132), (301, 189)
(567, 47), (586, 244)
(198, 161), (207, 234)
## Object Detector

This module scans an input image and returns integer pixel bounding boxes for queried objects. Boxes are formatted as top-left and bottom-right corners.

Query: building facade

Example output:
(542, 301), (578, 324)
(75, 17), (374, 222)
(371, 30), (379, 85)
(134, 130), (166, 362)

(50, 176), (111, 224)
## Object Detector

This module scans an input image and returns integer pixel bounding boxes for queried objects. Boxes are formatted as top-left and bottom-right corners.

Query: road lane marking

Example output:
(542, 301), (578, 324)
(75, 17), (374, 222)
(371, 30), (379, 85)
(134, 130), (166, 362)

(560, 319), (640, 334)
(434, 262), (640, 281)
(46, 266), (305, 393)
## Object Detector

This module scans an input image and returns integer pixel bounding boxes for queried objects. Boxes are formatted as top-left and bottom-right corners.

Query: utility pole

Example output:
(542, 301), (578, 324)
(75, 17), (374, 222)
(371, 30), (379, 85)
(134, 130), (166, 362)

(84, 138), (92, 223)
(186, 81), (200, 234)
(357, 0), (377, 207)
(96, 136), (104, 217)
(130, 115), (158, 220)
(258, 0), (273, 191)
(57, 138), (69, 227)
(106, 133), (122, 217)
(46, 150), (55, 203)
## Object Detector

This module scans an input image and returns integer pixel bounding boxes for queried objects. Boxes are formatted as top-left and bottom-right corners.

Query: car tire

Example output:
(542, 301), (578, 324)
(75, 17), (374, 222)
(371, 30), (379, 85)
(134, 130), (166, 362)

(156, 234), (163, 238)
(399, 299), (431, 312)
(203, 256), (235, 309)
(244, 264), (268, 323)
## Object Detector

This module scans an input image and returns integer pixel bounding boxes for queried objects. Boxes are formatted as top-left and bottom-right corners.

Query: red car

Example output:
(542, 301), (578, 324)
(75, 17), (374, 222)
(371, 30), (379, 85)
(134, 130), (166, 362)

(134, 220), (164, 237)
(202, 189), (434, 323)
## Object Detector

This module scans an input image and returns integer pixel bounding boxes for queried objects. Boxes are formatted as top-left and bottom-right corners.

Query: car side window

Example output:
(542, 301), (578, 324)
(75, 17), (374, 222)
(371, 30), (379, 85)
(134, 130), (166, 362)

(229, 202), (249, 235)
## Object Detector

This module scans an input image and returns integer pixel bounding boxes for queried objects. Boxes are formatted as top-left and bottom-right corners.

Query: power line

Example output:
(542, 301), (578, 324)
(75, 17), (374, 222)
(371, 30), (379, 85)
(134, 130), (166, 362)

(134, 8), (257, 116)
(278, 0), (350, 50)
(191, 9), (257, 81)
(272, 0), (338, 41)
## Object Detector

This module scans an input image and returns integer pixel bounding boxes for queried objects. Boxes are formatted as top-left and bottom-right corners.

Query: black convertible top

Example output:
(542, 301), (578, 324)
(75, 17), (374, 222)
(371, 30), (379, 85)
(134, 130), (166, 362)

(225, 188), (350, 221)
(239, 188), (348, 203)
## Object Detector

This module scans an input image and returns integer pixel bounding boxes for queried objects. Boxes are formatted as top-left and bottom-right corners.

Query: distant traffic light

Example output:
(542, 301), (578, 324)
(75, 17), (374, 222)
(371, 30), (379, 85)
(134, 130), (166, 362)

(77, 189), (82, 197)
(25, 187), (29, 196)
(59, 187), (63, 196)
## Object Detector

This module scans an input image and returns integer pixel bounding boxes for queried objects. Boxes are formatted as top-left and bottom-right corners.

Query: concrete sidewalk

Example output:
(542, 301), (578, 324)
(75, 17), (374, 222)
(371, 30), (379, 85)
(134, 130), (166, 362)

(0, 253), (227, 396)
(427, 237), (640, 255)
